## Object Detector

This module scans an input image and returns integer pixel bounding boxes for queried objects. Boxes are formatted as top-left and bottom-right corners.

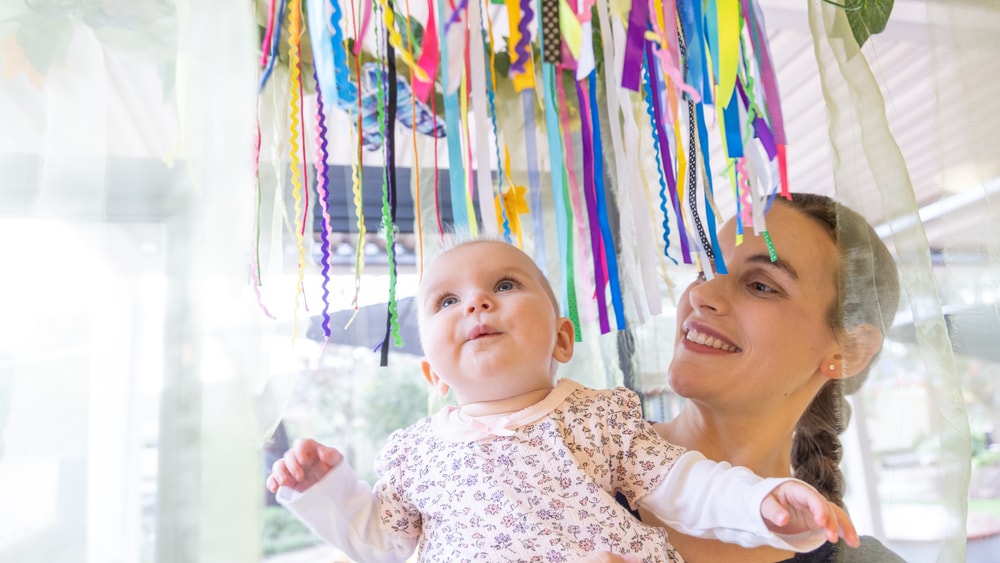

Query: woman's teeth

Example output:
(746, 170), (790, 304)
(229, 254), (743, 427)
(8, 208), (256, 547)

(685, 329), (739, 352)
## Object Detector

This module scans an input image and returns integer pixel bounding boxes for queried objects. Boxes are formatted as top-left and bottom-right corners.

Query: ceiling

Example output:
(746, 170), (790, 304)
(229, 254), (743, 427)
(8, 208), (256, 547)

(755, 0), (1000, 255)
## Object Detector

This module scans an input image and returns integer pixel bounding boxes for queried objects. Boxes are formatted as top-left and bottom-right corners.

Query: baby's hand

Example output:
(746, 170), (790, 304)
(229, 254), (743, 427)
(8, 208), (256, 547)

(266, 438), (344, 494)
(760, 481), (860, 548)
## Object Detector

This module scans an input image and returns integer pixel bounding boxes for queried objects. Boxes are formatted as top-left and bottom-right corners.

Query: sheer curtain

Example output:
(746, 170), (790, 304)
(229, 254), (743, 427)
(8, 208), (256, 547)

(0, 1), (265, 561)
(809, 0), (1000, 560)
(2, 1), (996, 562)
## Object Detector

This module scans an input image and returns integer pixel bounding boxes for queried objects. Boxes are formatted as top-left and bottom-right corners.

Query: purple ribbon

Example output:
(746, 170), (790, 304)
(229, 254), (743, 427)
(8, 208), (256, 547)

(621, 0), (649, 91)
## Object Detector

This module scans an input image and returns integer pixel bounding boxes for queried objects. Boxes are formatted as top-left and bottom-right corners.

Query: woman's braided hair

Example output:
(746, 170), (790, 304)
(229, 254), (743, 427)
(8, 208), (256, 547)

(784, 193), (900, 507)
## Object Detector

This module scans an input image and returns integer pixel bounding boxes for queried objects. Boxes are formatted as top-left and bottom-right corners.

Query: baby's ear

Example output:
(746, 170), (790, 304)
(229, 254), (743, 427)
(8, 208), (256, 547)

(421, 359), (450, 395)
(552, 317), (575, 363)
(839, 323), (884, 378)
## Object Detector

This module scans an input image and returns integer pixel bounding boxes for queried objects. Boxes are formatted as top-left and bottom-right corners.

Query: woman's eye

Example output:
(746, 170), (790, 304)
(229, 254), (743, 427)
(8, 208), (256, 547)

(440, 296), (458, 308)
(496, 280), (516, 292)
(749, 281), (777, 294)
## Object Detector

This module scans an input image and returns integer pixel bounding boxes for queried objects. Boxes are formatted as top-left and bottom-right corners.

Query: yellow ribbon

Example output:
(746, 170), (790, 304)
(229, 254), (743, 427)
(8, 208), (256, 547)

(716, 0), (741, 106)
(559, 0), (583, 60)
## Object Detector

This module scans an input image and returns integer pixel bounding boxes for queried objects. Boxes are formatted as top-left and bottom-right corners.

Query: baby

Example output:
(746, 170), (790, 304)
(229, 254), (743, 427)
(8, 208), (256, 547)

(266, 239), (858, 562)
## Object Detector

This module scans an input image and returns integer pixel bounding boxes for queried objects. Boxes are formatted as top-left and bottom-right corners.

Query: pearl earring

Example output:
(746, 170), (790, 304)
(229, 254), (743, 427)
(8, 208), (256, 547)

(828, 363), (836, 372)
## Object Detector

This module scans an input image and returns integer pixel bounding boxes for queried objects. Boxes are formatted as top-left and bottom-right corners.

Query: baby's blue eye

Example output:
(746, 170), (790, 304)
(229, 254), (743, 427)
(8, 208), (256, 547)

(440, 296), (458, 308)
(496, 280), (515, 292)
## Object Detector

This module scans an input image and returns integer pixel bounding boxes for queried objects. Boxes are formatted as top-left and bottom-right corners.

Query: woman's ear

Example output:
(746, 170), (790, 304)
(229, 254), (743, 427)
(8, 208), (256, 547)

(553, 317), (575, 363)
(421, 359), (450, 396)
(830, 323), (884, 378)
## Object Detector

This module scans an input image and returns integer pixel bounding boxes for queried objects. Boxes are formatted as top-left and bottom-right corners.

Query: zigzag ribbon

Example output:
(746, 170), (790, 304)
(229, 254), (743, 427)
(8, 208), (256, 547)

(645, 44), (691, 264)
(313, 75), (334, 339)
(483, 12), (512, 243)
(286, 0), (309, 342)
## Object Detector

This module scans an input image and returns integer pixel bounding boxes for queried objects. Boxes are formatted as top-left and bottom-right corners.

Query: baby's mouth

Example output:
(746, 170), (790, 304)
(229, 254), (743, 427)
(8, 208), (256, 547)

(685, 329), (740, 352)
(468, 324), (501, 340)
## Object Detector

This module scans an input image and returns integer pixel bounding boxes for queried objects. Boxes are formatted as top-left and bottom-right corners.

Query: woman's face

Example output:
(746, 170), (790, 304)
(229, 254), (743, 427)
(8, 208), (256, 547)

(668, 202), (842, 412)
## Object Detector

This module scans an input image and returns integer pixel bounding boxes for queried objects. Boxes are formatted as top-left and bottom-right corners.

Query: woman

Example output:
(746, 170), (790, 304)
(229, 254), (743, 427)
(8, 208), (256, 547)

(638, 193), (904, 562)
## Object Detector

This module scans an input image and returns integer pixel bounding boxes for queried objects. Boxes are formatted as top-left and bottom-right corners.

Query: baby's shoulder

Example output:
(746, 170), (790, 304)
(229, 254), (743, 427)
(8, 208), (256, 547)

(559, 381), (645, 421)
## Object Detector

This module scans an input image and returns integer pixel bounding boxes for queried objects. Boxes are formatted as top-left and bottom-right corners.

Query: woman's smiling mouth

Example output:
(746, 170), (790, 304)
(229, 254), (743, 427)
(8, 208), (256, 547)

(684, 328), (741, 352)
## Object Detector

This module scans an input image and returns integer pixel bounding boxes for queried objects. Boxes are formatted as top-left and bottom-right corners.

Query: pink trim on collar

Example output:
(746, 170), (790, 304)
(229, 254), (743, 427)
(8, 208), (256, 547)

(430, 378), (583, 442)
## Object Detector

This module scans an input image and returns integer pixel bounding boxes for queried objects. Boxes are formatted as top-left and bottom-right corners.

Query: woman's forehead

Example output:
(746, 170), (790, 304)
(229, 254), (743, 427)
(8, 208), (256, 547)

(720, 204), (838, 276)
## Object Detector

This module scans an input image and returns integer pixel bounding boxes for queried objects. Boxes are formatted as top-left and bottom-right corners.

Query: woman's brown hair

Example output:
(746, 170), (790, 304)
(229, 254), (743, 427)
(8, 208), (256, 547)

(783, 193), (901, 507)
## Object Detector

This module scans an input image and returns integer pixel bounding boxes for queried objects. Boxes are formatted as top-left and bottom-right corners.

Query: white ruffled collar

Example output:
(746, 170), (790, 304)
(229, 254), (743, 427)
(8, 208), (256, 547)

(430, 378), (581, 442)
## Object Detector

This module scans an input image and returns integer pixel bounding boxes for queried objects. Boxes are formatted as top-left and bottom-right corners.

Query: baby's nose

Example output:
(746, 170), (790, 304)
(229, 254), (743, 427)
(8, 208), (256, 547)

(465, 295), (492, 313)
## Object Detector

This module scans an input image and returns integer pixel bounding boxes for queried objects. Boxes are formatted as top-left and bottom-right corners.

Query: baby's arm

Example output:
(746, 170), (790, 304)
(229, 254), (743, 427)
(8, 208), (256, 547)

(266, 439), (417, 563)
(761, 480), (859, 547)
(636, 450), (857, 552)
(266, 438), (342, 493)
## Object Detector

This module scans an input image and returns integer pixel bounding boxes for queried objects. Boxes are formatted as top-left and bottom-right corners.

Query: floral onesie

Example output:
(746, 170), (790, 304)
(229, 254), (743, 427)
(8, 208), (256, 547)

(278, 378), (825, 562)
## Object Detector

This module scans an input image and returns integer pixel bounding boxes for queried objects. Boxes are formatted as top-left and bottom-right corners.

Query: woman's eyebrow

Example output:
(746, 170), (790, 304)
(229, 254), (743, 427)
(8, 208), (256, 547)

(745, 253), (799, 280)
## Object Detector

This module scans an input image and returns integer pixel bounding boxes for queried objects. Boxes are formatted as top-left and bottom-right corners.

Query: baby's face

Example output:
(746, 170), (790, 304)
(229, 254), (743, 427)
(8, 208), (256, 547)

(417, 241), (572, 405)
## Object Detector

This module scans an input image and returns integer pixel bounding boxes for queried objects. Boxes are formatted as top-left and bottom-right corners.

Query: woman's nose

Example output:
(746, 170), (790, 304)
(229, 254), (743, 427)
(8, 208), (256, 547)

(688, 275), (726, 314)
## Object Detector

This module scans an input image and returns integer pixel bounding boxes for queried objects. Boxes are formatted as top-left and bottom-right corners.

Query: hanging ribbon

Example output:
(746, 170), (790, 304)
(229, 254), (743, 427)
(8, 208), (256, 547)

(678, 0), (712, 104)
(576, 23), (595, 80)
(555, 68), (595, 327)
(260, 0), (278, 68)
(286, 0), (310, 343)
(412, 0), (440, 102)
(305, 0), (357, 108)
(694, 102), (726, 273)
(460, 68), (479, 235)
(621, 0), (648, 91)
(373, 7), (404, 365)
(722, 86), (745, 158)
(744, 0), (788, 196)
(403, 0), (425, 278)
(735, 157), (749, 244)
(686, 100), (712, 265)
(507, 0), (534, 78)
(587, 72), (625, 330)
(484, 9), (513, 243)
(468, 0), (499, 235)
(378, 0), (430, 83)
(645, 43), (691, 264)
(347, 0), (367, 316)
(576, 75), (610, 333)
(522, 89), (548, 272)
(438, 0), (469, 232)
(541, 0), (561, 64)
(354, 0), (375, 55)
(259, 0), (287, 92)
(313, 75), (334, 339)
(541, 61), (578, 336)
(716, 0), (741, 107)
(250, 119), (276, 320)
(598, 2), (661, 319)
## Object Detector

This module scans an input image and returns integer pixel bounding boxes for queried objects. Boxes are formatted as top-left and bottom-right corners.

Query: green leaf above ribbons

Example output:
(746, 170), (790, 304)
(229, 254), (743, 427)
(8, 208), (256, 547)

(841, 0), (895, 48)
